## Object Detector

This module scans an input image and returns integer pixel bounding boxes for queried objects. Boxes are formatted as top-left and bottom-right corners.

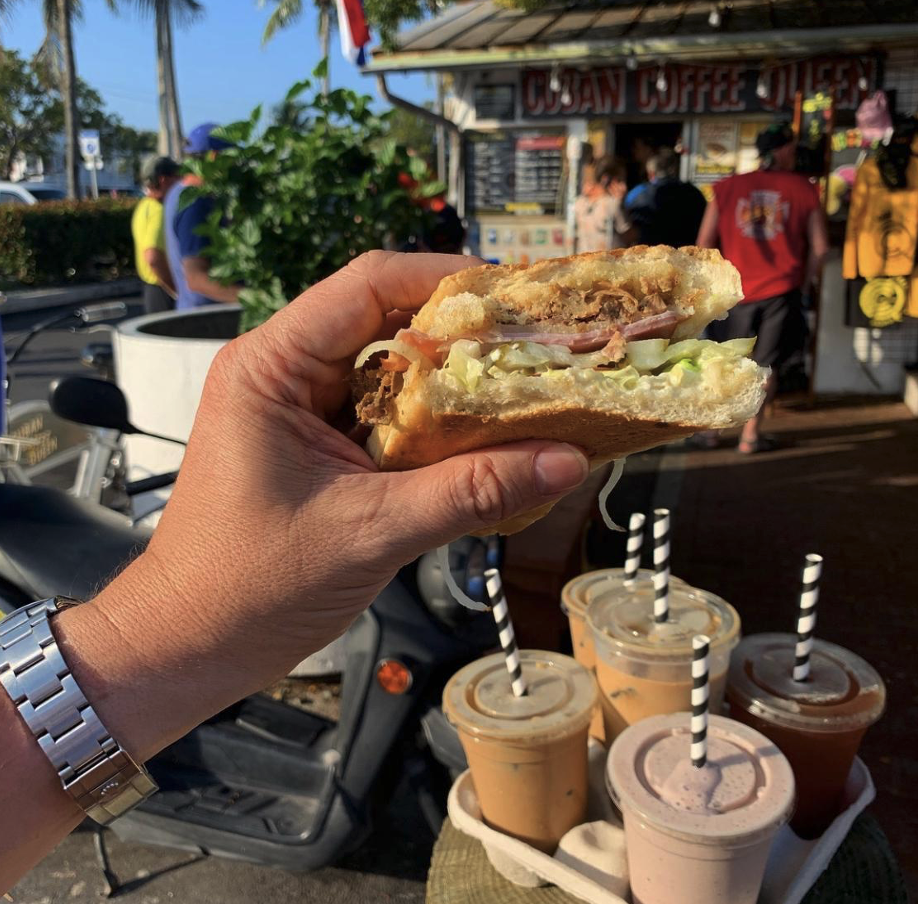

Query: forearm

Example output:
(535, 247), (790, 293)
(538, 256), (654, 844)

(186, 263), (241, 304)
(151, 261), (176, 296)
(0, 548), (328, 891)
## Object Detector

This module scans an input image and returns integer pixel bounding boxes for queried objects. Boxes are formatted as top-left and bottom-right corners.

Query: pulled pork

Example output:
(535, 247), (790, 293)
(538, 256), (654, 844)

(354, 368), (401, 426)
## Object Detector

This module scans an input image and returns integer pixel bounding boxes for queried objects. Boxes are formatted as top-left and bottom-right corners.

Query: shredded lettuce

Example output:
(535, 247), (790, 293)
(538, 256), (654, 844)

(440, 336), (755, 394)
(442, 341), (486, 391)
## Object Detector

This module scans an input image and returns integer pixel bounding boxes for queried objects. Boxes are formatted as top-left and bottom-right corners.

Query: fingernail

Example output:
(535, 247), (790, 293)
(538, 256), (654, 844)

(533, 444), (590, 496)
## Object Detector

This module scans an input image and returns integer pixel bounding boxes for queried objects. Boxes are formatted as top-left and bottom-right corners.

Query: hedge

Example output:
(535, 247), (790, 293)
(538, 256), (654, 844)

(0, 198), (138, 286)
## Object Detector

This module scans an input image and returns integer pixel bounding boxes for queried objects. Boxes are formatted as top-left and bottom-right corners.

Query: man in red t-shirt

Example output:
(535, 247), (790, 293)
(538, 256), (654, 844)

(696, 123), (829, 453)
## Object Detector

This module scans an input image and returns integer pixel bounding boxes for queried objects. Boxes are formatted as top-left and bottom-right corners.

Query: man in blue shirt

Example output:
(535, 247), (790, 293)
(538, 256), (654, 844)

(163, 124), (241, 310)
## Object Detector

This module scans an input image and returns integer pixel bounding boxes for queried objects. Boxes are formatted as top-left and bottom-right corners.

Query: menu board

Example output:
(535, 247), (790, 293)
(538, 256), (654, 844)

(474, 84), (515, 121)
(466, 134), (516, 211)
(514, 136), (565, 206)
(466, 132), (566, 213)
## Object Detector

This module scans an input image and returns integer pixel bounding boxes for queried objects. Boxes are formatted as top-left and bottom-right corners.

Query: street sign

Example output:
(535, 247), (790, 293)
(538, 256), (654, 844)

(78, 129), (101, 160)
(82, 158), (104, 171)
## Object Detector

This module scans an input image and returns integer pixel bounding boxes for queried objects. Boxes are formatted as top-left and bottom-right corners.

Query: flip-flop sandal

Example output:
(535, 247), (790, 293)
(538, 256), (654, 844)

(737, 436), (779, 455)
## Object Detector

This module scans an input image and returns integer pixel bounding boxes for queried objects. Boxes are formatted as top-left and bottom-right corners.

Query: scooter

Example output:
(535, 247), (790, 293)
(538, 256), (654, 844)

(0, 376), (499, 883)
(2, 302), (131, 506)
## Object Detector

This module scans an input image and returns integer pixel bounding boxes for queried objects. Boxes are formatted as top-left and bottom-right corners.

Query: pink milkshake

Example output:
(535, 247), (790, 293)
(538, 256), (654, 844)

(608, 713), (795, 904)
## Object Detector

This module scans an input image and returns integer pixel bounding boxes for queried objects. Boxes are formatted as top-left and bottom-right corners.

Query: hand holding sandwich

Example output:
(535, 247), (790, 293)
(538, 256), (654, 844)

(141, 250), (592, 665)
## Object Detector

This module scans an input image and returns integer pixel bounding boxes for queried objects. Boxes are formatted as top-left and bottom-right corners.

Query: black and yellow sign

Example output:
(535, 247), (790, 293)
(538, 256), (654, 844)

(859, 277), (907, 328)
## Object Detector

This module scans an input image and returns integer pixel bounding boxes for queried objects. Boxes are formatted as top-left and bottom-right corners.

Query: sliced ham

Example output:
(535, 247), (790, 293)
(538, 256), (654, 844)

(620, 311), (684, 341)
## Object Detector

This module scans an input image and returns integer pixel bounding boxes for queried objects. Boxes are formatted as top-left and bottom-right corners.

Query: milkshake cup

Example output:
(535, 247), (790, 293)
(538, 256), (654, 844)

(727, 633), (886, 838)
(443, 650), (596, 852)
(608, 713), (795, 904)
(587, 584), (740, 742)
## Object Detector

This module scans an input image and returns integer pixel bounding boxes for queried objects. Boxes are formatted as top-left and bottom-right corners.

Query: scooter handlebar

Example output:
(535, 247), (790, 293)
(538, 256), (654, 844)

(76, 302), (127, 324)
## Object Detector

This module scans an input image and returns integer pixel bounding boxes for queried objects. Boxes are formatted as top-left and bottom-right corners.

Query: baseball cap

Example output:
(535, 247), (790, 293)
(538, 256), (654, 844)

(756, 122), (795, 155)
(141, 155), (181, 185)
(184, 123), (234, 155)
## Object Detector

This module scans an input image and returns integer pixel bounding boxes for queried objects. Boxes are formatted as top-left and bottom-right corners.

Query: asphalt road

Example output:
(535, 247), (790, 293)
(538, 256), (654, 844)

(2, 295), (434, 903)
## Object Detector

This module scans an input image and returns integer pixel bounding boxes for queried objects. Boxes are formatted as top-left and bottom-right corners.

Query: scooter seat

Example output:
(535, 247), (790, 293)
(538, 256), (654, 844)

(0, 483), (150, 602)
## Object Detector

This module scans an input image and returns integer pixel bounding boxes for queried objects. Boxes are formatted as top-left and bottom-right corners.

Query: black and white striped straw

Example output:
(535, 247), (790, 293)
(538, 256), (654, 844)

(652, 508), (671, 623)
(485, 568), (527, 698)
(691, 634), (710, 769)
(623, 512), (646, 587)
(793, 554), (823, 682)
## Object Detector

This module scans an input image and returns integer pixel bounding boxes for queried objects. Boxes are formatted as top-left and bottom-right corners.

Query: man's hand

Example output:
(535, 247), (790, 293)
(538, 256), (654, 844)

(147, 251), (589, 658)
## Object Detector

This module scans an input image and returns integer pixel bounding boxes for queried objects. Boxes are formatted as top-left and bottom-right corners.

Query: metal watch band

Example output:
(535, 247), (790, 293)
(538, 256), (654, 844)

(0, 599), (158, 825)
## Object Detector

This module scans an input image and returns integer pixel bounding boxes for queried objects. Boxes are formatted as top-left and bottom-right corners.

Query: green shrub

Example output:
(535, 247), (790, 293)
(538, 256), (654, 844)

(186, 62), (445, 333)
(0, 198), (138, 286)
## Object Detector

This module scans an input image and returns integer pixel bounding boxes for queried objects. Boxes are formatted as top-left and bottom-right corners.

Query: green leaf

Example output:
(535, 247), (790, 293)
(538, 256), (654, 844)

(313, 57), (329, 80)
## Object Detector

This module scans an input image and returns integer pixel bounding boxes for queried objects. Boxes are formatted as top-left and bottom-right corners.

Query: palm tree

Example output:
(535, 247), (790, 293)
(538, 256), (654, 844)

(5, 0), (95, 198)
(260, 0), (333, 97)
(118, 1), (203, 159)
(51, 0), (81, 197)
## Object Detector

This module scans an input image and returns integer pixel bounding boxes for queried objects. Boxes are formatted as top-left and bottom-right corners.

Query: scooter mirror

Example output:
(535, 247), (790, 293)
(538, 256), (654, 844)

(49, 376), (135, 433)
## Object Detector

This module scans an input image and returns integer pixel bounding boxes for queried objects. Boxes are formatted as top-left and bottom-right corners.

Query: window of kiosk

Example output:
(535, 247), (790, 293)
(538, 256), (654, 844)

(465, 129), (567, 216)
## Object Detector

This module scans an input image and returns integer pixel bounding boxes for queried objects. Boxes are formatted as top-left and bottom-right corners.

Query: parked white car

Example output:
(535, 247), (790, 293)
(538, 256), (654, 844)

(0, 181), (68, 204)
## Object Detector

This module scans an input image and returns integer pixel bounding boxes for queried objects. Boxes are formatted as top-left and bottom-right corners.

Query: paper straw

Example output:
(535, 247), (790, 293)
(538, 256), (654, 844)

(691, 634), (710, 769)
(652, 508), (671, 623)
(793, 554), (823, 682)
(485, 568), (527, 697)
(623, 512), (646, 587)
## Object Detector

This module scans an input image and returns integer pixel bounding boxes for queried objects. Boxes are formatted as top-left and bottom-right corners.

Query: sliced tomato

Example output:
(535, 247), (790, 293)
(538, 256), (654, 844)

(394, 328), (447, 365)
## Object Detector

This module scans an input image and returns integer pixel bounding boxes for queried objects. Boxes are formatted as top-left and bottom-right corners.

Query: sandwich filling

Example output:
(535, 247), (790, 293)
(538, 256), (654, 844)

(355, 333), (755, 427)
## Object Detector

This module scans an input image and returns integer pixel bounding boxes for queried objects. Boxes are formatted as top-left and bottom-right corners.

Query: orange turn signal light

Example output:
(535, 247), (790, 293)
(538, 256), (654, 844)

(376, 659), (413, 695)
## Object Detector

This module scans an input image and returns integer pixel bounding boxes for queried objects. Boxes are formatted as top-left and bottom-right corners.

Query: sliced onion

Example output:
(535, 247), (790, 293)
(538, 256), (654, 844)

(598, 458), (627, 532)
(354, 339), (433, 370)
(437, 544), (490, 612)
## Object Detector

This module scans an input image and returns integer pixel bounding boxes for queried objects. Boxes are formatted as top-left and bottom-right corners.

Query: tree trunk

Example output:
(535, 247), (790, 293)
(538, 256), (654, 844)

(320, 1), (330, 98)
(163, 8), (183, 158)
(155, 6), (171, 156)
(57, 0), (80, 199)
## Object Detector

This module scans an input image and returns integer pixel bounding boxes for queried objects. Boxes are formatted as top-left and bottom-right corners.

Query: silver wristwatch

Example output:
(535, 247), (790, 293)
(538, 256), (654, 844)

(0, 598), (158, 824)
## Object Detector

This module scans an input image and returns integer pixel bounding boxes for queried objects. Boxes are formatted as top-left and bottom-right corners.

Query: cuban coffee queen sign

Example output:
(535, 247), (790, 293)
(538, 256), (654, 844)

(521, 57), (877, 118)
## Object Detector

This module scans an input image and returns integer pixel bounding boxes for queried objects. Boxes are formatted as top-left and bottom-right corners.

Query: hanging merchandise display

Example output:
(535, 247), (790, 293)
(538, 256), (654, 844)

(843, 118), (918, 325)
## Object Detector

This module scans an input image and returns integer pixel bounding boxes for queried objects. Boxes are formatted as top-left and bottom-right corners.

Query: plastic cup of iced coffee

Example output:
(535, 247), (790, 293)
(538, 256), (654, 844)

(608, 712), (795, 904)
(726, 633), (886, 838)
(562, 570), (690, 743)
(443, 650), (597, 853)
(562, 569), (691, 669)
(587, 583), (740, 742)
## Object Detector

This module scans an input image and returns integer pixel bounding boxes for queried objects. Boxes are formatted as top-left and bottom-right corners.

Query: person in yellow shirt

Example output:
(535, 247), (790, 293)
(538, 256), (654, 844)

(132, 156), (181, 314)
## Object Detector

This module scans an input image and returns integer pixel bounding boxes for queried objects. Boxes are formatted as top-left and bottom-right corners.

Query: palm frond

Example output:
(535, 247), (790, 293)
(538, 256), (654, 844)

(260, 0), (304, 44)
(118, 0), (205, 28)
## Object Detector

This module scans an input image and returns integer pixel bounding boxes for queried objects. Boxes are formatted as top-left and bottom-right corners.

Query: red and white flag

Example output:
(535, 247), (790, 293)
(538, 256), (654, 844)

(336, 0), (370, 65)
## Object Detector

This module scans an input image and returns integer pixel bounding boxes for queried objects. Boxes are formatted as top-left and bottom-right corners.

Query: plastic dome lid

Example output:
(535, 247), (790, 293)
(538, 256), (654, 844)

(727, 634), (886, 733)
(443, 651), (597, 743)
(587, 584), (740, 661)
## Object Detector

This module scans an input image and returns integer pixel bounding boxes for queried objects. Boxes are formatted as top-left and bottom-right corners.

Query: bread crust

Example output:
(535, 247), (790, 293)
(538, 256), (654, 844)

(368, 405), (695, 471)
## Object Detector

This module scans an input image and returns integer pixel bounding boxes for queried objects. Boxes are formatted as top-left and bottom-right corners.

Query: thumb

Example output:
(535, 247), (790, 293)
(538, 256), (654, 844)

(379, 441), (590, 552)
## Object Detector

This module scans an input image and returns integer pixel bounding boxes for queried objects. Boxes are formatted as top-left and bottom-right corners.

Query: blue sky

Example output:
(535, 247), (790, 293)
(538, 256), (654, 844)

(1, 0), (433, 132)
